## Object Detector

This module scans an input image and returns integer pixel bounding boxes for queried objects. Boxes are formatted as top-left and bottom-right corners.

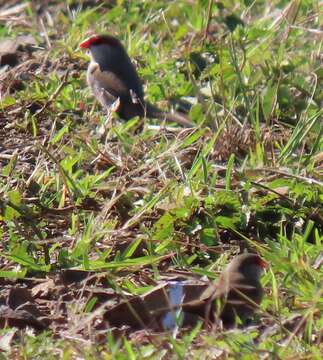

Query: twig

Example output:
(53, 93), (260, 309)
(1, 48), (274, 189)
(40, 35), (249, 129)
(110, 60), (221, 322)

(203, 0), (214, 42)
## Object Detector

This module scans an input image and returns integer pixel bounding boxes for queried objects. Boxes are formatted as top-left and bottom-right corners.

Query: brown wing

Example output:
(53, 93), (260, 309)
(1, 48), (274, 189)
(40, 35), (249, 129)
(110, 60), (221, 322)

(87, 63), (134, 107)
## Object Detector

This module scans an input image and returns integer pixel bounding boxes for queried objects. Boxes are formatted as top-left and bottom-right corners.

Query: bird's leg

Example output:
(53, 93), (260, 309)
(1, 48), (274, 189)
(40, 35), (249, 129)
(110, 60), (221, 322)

(110, 96), (121, 113)
(98, 90), (121, 137)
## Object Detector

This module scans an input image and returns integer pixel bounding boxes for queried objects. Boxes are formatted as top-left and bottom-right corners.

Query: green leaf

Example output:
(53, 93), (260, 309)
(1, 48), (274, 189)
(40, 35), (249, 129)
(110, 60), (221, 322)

(200, 228), (217, 246)
(262, 80), (277, 122)
(4, 190), (21, 220)
(122, 237), (143, 259)
(0, 96), (16, 108)
(153, 212), (174, 241)
(0, 269), (27, 279)
(50, 123), (70, 144)
(225, 154), (235, 191)
(6, 245), (50, 272)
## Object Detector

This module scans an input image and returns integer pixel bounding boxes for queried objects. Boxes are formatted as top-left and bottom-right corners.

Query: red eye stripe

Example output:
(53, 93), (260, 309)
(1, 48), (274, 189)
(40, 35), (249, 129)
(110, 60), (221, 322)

(79, 35), (99, 48)
(79, 35), (121, 49)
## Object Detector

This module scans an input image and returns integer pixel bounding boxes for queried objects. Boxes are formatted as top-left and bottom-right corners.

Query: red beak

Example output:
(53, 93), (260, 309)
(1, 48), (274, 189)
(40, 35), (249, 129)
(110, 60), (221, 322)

(258, 257), (268, 269)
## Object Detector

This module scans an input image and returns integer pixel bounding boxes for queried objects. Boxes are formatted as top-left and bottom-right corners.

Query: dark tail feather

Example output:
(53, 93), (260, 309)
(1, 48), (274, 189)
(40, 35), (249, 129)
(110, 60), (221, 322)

(145, 102), (194, 128)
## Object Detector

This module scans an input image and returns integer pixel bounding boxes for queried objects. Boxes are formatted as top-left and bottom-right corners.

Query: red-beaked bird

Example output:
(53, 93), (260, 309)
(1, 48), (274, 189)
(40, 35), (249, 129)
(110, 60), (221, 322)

(79, 34), (194, 127)
(183, 253), (268, 327)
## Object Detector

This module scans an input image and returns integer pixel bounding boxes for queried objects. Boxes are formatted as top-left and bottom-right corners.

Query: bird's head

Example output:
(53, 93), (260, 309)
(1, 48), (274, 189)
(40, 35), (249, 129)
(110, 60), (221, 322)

(80, 34), (125, 65)
(225, 253), (268, 281)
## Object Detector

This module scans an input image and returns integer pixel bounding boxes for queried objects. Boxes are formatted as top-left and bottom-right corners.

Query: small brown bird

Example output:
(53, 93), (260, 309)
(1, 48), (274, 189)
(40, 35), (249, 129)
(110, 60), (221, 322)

(183, 253), (268, 327)
(79, 34), (194, 127)
(103, 253), (267, 331)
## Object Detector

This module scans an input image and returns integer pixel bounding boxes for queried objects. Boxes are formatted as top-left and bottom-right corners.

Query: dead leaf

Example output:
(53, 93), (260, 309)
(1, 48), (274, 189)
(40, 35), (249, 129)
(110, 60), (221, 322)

(0, 39), (18, 67)
(31, 279), (55, 298)
(0, 306), (47, 331)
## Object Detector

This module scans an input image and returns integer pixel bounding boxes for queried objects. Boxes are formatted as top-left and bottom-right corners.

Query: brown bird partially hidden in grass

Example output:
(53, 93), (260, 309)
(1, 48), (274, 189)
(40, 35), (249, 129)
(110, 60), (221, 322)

(103, 253), (267, 331)
(183, 253), (268, 327)
(79, 34), (194, 127)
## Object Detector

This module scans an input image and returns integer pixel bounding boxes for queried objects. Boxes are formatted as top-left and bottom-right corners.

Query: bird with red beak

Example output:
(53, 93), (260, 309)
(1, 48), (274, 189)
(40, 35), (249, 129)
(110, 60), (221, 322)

(183, 253), (268, 327)
(79, 34), (194, 127)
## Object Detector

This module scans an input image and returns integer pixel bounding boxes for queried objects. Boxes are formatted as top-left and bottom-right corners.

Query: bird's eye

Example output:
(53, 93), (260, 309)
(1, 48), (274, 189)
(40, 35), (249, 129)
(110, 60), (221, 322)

(86, 50), (90, 56)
